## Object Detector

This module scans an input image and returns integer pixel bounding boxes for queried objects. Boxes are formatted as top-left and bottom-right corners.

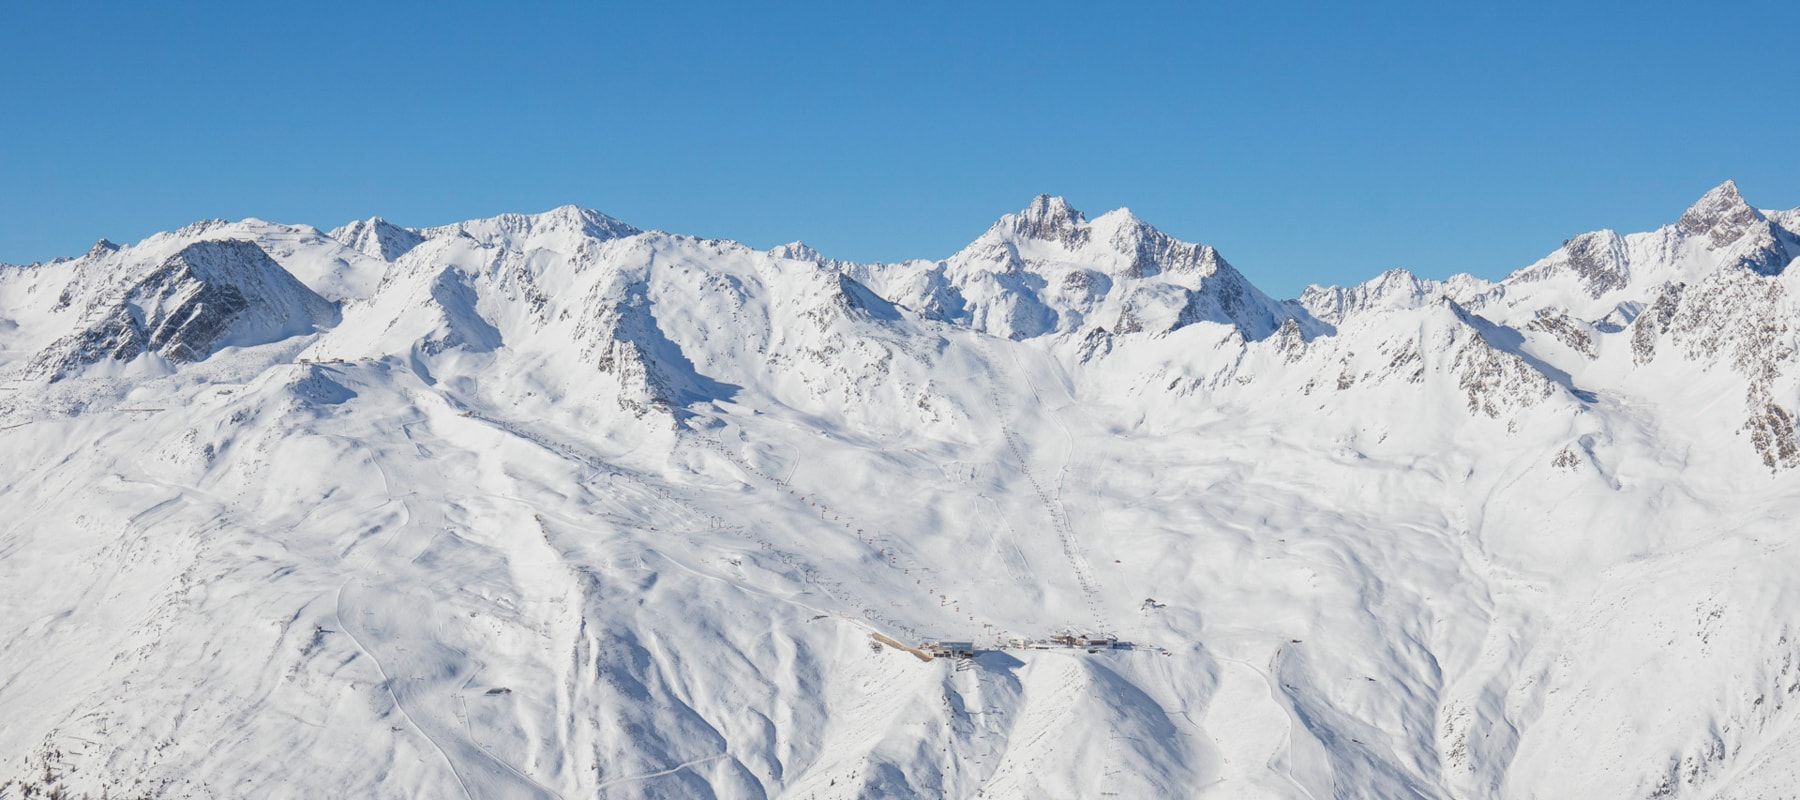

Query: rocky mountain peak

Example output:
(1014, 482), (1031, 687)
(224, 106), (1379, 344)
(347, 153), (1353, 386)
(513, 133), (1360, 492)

(28, 240), (337, 380)
(1005, 194), (1088, 243)
(85, 239), (121, 260)
(1506, 229), (1630, 297)
(1677, 179), (1765, 247)
(1298, 268), (1448, 325)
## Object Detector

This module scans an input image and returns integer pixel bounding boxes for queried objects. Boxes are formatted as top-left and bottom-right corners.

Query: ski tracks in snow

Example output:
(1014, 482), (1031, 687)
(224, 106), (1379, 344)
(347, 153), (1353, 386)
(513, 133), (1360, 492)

(980, 338), (1108, 633)
(327, 420), (567, 800)
(1196, 649), (1321, 800)
(592, 752), (728, 794)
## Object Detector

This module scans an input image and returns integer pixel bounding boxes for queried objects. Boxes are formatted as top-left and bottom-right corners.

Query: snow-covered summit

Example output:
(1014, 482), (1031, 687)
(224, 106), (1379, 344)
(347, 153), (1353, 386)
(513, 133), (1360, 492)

(328, 216), (425, 262)
(1298, 268), (1492, 325)
(26, 239), (338, 381)
(767, 240), (842, 267)
(837, 195), (1305, 342)
(955, 195), (1232, 280)
(419, 204), (642, 249)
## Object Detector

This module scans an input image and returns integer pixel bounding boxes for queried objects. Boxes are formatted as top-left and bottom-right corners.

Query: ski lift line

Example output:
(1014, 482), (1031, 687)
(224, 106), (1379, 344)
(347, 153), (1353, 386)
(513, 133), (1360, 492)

(978, 339), (1109, 632)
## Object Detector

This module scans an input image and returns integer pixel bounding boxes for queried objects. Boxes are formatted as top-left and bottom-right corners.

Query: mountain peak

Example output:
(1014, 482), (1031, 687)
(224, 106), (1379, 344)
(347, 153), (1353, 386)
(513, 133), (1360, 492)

(329, 216), (425, 262)
(28, 239), (337, 380)
(1024, 193), (1081, 220)
(544, 203), (600, 219)
(1504, 229), (1631, 297)
(1696, 178), (1742, 204)
(1089, 206), (1148, 231)
(418, 205), (642, 248)
(85, 239), (120, 259)
(537, 204), (642, 240)
(1006, 194), (1087, 241)
(1677, 179), (1763, 245)
(1298, 268), (1439, 325)
(769, 240), (828, 263)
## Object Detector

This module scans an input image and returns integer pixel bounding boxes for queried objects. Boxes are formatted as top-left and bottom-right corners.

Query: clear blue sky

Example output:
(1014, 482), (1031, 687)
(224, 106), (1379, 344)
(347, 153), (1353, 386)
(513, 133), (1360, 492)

(4, 1), (1797, 296)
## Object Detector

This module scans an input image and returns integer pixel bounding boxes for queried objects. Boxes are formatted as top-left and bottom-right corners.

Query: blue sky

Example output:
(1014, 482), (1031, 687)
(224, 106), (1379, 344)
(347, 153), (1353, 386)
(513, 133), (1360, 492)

(3, 1), (1796, 296)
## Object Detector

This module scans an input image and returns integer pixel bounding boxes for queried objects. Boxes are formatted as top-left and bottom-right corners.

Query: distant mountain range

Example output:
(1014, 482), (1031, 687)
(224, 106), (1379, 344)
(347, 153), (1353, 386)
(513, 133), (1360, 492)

(3, 182), (1798, 799)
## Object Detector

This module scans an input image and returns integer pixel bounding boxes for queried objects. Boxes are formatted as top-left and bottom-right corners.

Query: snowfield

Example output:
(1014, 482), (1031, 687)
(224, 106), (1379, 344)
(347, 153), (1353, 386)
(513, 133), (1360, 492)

(3, 182), (1800, 799)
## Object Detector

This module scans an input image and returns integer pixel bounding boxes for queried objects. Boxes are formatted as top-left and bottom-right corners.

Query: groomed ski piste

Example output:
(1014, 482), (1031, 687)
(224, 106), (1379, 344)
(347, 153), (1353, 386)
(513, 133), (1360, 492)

(4, 183), (1800, 798)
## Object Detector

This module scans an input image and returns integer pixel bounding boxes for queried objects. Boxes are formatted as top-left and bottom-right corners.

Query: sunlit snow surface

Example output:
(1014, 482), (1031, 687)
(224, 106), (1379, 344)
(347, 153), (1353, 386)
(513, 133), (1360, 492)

(4, 184), (1800, 799)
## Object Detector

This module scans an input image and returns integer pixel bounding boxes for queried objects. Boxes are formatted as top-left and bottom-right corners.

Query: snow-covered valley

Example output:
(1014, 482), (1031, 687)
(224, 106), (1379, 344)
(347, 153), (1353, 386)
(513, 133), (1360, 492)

(4, 181), (1800, 799)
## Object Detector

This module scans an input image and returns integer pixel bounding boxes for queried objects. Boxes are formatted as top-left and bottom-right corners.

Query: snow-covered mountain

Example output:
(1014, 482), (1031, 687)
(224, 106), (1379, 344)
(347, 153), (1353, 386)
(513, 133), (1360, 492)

(26, 239), (339, 382)
(3, 183), (1799, 799)
(826, 194), (1303, 342)
(329, 217), (426, 263)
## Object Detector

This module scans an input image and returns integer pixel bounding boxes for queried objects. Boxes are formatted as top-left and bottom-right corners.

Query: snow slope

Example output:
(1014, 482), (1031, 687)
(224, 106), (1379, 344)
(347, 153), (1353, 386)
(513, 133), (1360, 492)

(3, 183), (1799, 799)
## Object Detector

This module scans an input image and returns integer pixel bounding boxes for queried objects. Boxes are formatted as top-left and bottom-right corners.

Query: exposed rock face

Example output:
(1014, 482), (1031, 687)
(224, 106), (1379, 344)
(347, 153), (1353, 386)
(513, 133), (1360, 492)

(28, 240), (337, 380)
(1660, 268), (1792, 381)
(1664, 269), (1798, 470)
(1743, 401), (1800, 471)
(1336, 301), (1560, 416)
(85, 239), (121, 259)
(584, 285), (680, 416)
(1511, 230), (1631, 297)
(1679, 180), (1769, 249)
(1452, 329), (1557, 418)
(1101, 210), (1230, 279)
(1630, 283), (1685, 365)
(1007, 194), (1089, 246)
(1173, 264), (1260, 330)
(1272, 317), (1307, 363)
(1619, 261), (1800, 470)
(1526, 308), (1598, 359)
(1676, 180), (1800, 276)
